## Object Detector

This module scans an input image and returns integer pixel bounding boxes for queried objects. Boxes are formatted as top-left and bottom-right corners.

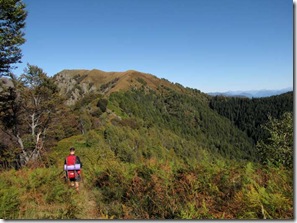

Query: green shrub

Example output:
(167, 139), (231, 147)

(85, 130), (101, 147)
(0, 186), (20, 219)
(97, 98), (108, 113)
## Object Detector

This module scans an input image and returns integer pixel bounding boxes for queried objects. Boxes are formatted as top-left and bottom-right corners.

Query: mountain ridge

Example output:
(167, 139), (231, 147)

(207, 87), (293, 98)
(53, 68), (293, 106)
(53, 69), (196, 105)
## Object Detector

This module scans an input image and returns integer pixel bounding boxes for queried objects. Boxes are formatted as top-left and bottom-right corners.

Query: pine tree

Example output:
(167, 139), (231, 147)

(0, 0), (27, 76)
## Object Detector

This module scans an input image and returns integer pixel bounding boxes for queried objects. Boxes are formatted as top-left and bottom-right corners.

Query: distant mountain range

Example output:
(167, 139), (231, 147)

(207, 87), (293, 98)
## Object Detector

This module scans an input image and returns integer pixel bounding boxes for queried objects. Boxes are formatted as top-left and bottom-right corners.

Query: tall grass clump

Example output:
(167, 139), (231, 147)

(0, 166), (86, 219)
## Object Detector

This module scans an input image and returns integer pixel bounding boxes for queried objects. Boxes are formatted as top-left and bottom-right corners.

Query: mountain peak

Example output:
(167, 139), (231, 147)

(53, 69), (183, 105)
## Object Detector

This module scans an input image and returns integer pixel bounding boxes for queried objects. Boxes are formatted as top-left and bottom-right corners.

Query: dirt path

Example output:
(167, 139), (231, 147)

(70, 183), (99, 219)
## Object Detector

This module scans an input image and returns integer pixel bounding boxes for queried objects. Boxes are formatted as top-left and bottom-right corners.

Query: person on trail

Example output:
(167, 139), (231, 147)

(64, 147), (83, 192)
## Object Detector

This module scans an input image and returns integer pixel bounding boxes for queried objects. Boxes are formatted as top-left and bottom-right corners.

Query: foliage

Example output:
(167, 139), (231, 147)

(0, 64), (65, 167)
(108, 89), (255, 161)
(0, 129), (293, 220)
(256, 112), (293, 168)
(209, 92), (293, 144)
(97, 98), (108, 113)
(0, 181), (20, 219)
(0, 0), (27, 76)
(0, 167), (86, 219)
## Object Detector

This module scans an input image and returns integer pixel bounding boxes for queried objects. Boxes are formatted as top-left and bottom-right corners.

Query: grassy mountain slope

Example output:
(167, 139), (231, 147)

(53, 69), (186, 105)
(0, 69), (293, 219)
(53, 69), (255, 161)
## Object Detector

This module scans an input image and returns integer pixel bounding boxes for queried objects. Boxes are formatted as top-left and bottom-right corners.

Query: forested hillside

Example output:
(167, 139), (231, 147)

(0, 68), (293, 219)
(51, 69), (257, 161)
(209, 92), (293, 144)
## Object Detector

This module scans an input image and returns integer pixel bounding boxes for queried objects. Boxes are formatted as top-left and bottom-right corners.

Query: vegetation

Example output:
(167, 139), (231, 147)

(0, 133), (293, 219)
(257, 112), (293, 168)
(0, 0), (27, 76)
(108, 89), (255, 161)
(209, 92), (293, 144)
(0, 0), (293, 219)
(0, 85), (293, 219)
(0, 64), (65, 167)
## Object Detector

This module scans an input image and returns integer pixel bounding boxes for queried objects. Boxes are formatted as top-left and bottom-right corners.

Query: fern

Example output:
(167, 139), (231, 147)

(0, 187), (20, 219)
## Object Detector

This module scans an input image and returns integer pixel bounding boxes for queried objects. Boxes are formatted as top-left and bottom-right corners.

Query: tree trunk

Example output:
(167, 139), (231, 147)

(16, 134), (29, 166)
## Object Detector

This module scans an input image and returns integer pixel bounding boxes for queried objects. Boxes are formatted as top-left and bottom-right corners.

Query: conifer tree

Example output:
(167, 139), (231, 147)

(0, 0), (27, 76)
(257, 112), (293, 168)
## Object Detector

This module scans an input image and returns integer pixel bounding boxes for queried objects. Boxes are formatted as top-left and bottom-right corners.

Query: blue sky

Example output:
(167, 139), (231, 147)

(16, 0), (293, 93)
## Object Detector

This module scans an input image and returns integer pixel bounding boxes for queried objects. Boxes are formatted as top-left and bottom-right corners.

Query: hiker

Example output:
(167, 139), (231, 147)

(64, 147), (83, 192)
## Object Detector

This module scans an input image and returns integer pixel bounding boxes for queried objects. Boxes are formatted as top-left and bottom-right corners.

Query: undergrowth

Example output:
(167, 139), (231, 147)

(0, 134), (293, 219)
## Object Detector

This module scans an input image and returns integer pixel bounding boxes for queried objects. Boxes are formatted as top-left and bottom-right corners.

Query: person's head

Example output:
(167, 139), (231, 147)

(70, 147), (75, 155)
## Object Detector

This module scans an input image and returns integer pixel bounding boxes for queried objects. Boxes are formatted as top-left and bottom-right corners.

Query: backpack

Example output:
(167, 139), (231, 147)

(65, 155), (81, 179)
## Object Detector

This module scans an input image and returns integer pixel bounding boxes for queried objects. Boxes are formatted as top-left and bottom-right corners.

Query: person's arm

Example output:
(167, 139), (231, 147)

(64, 158), (67, 172)
(76, 156), (82, 168)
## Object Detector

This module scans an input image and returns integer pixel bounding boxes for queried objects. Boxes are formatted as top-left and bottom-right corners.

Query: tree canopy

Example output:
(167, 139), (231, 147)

(0, 0), (27, 76)
(0, 64), (64, 167)
(257, 112), (293, 168)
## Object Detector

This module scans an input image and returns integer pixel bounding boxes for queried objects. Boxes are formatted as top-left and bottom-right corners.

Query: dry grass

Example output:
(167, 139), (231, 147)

(54, 69), (184, 99)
